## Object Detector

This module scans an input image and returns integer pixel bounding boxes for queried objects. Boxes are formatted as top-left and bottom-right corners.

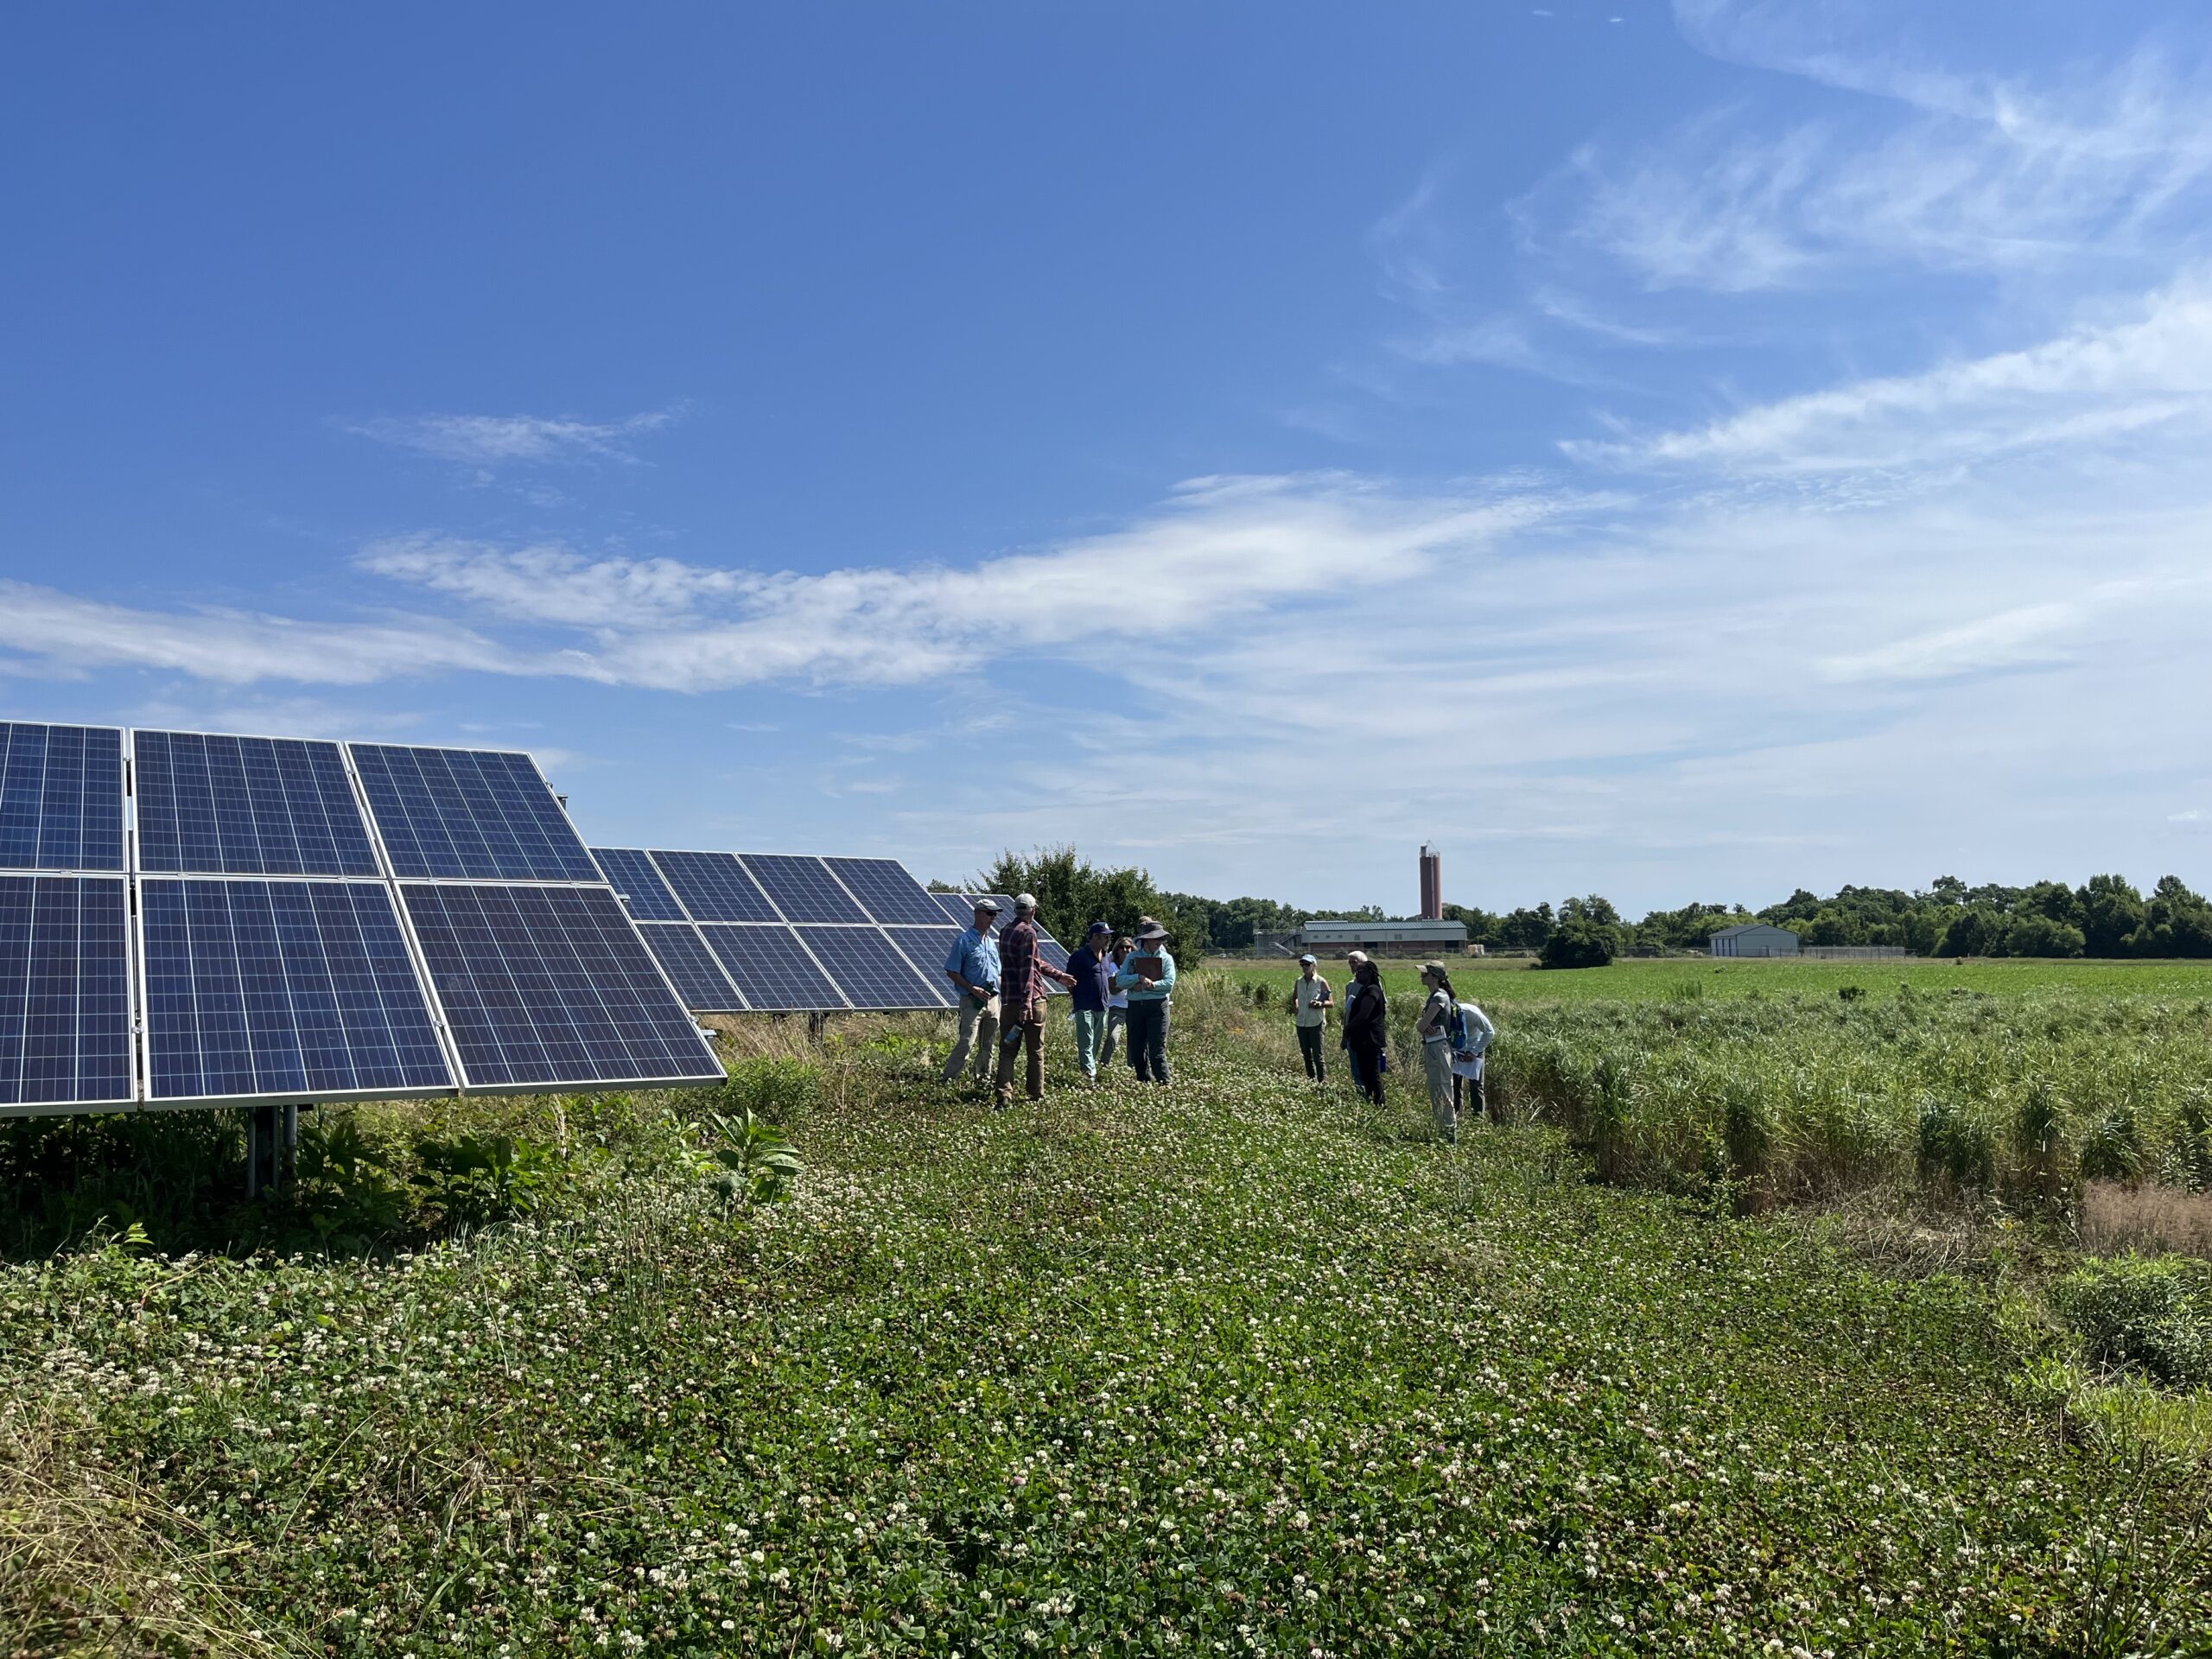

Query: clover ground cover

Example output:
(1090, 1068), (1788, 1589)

(4, 1028), (2208, 1655)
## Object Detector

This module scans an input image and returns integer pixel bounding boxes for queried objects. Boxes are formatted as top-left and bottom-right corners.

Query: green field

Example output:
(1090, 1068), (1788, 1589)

(1215, 953), (2212, 1004)
(3, 976), (2209, 1653)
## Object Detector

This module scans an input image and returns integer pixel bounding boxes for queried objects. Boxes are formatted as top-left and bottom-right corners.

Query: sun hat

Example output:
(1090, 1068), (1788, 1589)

(1087, 920), (1111, 937)
(1298, 953), (1317, 964)
(972, 896), (1002, 913)
(1421, 960), (1450, 978)
(1013, 893), (1038, 912)
(1136, 922), (1169, 942)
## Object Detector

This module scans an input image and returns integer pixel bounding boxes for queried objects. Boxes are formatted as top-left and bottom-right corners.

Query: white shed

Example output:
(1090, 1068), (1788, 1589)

(1709, 923), (1800, 957)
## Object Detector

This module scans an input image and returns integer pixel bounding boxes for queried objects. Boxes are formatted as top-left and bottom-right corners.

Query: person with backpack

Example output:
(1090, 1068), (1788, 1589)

(1450, 994), (1497, 1121)
(1340, 952), (1388, 1103)
(1415, 961), (1465, 1142)
(1290, 953), (1332, 1082)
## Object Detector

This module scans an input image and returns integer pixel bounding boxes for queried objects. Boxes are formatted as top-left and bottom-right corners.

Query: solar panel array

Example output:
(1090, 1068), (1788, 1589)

(592, 849), (988, 1014)
(0, 720), (722, 1116)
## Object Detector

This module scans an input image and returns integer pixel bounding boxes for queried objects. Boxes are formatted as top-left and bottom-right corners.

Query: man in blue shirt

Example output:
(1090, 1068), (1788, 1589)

(939, 897), (1002, 1089)
(1113, 919), (1178, 1085)
(1065, 921), (1116, 1083)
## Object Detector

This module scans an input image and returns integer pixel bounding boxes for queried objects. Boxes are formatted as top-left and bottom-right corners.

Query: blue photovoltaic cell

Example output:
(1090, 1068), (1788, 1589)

(651, 850), (780, 923)
(350, 745), (601, 882)
(591, 848), (688, 921)
(0, 876), (132, 1109)
(0, 722), (125, 873)
(401, 883), (722, 1090)
(697, 924), (844, 1012)
(798, 925), (951, 1010)
(887, 925), (963, 989)
(639, 922), (743, 1012)
(132, 731), (378, 877)
(141, 880), (453, 1103)
(742, 854), (871, 924)
(936, 891), (978, 925)
(825, 857), (951, 926)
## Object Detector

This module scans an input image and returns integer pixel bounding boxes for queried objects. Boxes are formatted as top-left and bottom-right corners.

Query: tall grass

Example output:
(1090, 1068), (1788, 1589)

(1487, 989), (2212, 1209)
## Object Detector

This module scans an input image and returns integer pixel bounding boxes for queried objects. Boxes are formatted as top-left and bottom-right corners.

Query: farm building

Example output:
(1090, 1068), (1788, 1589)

(1299, 918), (1471, 959)
(1709, 923), (1800, 957)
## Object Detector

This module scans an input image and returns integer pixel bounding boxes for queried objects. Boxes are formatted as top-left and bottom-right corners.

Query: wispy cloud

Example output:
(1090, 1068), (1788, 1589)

(1, 476), (1567, 695)
(0, 578), (560, 685)
(1566, 273), (2212, 473)
(345, 407), (680, 467)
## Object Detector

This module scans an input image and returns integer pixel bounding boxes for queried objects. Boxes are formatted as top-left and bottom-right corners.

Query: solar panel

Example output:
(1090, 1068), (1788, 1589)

(0, 722), (125, 873)
(651, 850), (781, 923)
(591, 848), (688, 921)
(796, 925), (951, 1010)
(132, 730), (380, 877)
(139, 879), (454, 1104)
(0, 875), (133, 1110)
(742, 854), (871, 923)
(935, 891), (978, 925)
(825, 857), (953, 926)
(697, 924), (845, 1012)
(399, 883), (722, 1090)
(638, 922), (744, 1013)
(887, 924), (963, 989)
(349, 745), (601, 882)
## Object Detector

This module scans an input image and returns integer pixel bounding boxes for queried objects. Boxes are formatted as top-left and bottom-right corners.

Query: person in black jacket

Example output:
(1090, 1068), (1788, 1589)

(1339, 951), (1388, 1103)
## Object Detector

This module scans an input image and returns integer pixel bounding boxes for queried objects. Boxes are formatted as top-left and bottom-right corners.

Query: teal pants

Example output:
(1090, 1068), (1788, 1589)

(1072, 1008), (1108, 1077)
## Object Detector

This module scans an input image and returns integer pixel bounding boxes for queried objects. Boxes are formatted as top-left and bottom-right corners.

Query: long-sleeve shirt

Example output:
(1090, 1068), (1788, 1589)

(1065, 945), (1115, 1011)
(1113, 948), (1175, 1001)
(999, 918), (1042, 1014)
(1341, 979), (1387, 1049)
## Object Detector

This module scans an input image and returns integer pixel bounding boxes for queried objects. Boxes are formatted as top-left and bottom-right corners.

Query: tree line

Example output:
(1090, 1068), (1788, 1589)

(967, 849), (2212, 963)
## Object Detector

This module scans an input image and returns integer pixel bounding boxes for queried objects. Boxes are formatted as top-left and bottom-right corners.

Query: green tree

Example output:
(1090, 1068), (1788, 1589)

(1541, 918), (1617, 969)
(982, 847), (1202, 956)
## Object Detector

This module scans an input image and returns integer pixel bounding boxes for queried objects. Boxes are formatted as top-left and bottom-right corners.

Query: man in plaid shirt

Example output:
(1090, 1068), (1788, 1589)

(995, 893), (1075, 1108)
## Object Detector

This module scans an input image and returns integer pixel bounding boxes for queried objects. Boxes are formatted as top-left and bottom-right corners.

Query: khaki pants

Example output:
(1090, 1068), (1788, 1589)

(1424, 1039), (1457, 1140)
(995, 996), (1046, 1103)
(942, 992), (1001, 1084)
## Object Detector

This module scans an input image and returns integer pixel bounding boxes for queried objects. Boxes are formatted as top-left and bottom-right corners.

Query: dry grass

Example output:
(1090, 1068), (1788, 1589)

(2080, 1180), (2212, 1262)
(0, 1394), (292, 1657)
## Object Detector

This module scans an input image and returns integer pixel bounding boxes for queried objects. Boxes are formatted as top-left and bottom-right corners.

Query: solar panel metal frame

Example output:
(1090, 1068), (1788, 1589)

(0, 721), (128, 874)
(591, 847), (690, 922)
(636, 920), (747, 1014)
(696, 922), (849, 1013)
(0, 723), (134, 1116)
(391, 880), (725, 1096)
(345, 741), (607, 885)
(791, 924), (954, 1012)
(349, 771), (722, 1096)
(0, 873), (136, 1116)
(133, 873), (459, 1111)
(129, 728), (381, 878)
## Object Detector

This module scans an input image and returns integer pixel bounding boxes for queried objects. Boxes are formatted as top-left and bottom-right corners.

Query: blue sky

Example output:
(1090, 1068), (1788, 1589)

(4, 1), (2209, 915)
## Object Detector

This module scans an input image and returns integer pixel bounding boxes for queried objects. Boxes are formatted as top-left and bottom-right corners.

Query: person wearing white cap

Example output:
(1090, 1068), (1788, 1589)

(1291, 953), (1332, 1082)
(994, 893), (1075, 1108)
(939, 897), (1003, 1089)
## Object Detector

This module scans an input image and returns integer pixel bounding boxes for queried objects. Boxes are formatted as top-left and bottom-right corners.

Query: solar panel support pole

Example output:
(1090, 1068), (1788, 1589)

(244, 1103), (302, 1198)
(807, 1012), (829, 1044)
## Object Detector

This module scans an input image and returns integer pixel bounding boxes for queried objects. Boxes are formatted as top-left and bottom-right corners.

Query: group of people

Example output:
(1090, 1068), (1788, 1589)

(933, 898), (1495, 1142)
(1290, 951), (1495, 1143)
(939, 895), (1177, 1108)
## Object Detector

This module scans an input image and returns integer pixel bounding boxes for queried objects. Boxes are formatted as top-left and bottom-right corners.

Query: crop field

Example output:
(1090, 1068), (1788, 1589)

(1214, 953), (2212, 1004)
(3, 977), (2209, 1655)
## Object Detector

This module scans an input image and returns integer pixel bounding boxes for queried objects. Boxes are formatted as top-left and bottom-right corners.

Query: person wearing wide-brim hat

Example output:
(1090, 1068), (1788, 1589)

(1113, 920), (1178, 1085)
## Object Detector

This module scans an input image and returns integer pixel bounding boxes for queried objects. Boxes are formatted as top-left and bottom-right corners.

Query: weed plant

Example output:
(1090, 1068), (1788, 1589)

(5, 997), (2209, 1653)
